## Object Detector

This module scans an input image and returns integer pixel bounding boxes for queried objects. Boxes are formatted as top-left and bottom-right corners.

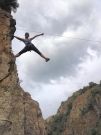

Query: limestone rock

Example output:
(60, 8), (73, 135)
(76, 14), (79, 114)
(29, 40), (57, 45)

(46, 84), (101, 135)
(0, 8), (46, 135)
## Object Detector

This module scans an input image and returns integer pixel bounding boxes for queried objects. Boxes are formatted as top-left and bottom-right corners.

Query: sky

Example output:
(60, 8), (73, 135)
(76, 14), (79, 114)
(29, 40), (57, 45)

(12, 0), (101, 118)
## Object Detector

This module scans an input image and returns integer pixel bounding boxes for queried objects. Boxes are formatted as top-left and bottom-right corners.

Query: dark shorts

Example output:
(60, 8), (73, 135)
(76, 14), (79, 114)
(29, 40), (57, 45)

(18, 44), (42, 56)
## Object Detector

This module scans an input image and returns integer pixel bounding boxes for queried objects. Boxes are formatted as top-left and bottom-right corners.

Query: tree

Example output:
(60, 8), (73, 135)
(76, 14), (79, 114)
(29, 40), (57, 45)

(0, 0), (19, 12)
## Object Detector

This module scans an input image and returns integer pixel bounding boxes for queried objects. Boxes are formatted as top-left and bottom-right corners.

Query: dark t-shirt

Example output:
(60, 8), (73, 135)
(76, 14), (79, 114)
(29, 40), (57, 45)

(23, 39), (33, 46)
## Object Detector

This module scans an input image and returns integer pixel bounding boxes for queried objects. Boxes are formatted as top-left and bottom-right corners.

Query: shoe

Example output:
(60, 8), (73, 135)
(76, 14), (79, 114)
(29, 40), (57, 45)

(46, 58), (50, 62)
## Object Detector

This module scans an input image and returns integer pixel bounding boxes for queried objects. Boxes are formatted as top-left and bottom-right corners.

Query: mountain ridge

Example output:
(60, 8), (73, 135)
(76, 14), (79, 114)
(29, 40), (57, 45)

(46, 82), (101, 135)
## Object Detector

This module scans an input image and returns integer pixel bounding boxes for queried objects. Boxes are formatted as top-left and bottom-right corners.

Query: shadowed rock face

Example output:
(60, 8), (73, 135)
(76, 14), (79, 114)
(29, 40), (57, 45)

(46, 83), (101, 135)
(0, 9), (46, 135)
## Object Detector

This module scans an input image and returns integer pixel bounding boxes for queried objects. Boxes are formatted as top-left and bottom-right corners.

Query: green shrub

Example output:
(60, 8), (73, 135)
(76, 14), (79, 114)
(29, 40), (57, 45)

(91, 129), (97, 135)
(0, 0), (19, 12)
(66, 103), (72, 115)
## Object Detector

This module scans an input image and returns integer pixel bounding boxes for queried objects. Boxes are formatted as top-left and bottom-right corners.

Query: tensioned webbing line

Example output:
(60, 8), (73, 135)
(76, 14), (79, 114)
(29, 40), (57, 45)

(15, 26), (101, 44)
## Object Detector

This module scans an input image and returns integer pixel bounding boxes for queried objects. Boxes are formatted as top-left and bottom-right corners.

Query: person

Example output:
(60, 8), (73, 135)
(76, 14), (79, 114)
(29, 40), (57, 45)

(14, 32), (50, 62)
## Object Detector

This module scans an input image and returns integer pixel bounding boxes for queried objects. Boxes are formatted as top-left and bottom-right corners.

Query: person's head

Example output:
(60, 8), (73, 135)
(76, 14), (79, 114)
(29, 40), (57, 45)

(25, 32), (29, 38)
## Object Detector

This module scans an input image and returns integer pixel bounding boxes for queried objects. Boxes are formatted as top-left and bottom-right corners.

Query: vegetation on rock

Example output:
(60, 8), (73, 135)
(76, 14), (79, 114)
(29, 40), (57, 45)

(0, 0), (19, 12)
(46, 82), (101, 135)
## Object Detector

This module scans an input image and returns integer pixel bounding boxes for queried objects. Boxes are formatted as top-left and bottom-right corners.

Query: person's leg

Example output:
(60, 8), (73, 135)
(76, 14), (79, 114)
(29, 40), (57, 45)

(31, 45), (50, 62)
(15, 53), (20, 57)
(40, 53), (50, 62)
(15, 46), (28, 58)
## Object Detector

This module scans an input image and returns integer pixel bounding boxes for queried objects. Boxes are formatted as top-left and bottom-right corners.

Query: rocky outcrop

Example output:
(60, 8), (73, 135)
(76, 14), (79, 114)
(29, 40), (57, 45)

(0, 9), (46, 135)
(46, 83), (101, 135)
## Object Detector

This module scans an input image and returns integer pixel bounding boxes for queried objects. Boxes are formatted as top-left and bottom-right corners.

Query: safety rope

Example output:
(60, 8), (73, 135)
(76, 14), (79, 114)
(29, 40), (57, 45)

(15, 26), (101, 44)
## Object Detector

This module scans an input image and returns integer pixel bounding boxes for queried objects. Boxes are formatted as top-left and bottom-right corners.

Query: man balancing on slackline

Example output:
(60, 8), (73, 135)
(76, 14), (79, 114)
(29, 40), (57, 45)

(14, 32), (50, 62)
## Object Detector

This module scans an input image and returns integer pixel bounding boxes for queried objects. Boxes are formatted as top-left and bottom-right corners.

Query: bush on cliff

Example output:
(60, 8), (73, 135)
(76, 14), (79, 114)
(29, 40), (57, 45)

(0, 0), (19, 12)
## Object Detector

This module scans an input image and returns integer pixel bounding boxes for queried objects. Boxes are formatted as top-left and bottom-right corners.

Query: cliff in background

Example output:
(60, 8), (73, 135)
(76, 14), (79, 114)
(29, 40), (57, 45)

(0, 9), (46, 135)
(46, 82), (101, 135)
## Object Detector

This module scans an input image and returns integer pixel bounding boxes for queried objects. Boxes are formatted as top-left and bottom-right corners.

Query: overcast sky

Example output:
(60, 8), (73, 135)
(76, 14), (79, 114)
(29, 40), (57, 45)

(12, 0), (101, 118)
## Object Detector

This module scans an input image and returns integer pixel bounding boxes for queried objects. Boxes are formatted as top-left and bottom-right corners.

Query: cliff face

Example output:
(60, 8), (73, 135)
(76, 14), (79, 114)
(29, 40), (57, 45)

(46, 83), (101, 135)
(0, 9), (46, 135)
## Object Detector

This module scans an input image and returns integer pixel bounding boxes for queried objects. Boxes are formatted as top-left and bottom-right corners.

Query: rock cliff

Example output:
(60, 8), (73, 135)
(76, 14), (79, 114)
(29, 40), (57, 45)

(46, 82), (101, 135)
(0, 9), (46, 135)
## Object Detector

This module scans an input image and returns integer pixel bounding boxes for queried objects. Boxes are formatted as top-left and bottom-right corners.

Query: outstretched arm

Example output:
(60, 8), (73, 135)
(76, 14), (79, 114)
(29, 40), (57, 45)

(14, 36), (25, 42)
(30, 33), (44, 41)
